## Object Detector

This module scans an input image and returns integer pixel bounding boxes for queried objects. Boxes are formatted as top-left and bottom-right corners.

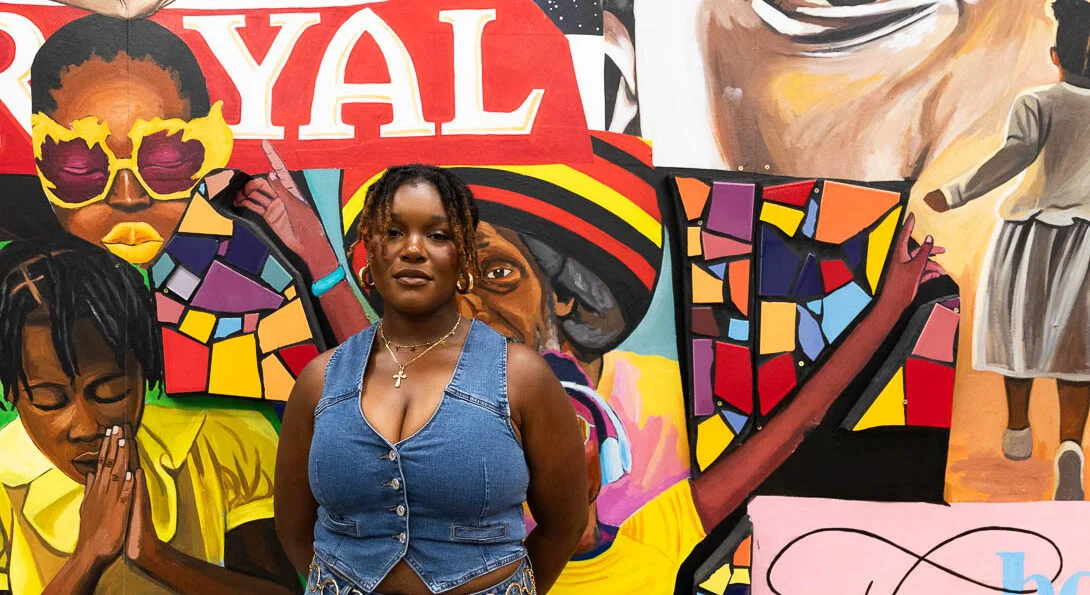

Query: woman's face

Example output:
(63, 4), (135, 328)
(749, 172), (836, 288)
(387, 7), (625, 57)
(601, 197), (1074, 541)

(367, 182), (461, 316)
(456, 221), (554, 351)
(44, 52), (193, 266)
(14, 316), (145, 484)
(700, 0), (1054, 180)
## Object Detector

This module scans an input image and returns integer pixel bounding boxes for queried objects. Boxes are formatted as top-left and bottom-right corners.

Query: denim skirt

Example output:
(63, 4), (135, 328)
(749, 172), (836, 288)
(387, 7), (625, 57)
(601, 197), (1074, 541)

(306, 555), (536, 595)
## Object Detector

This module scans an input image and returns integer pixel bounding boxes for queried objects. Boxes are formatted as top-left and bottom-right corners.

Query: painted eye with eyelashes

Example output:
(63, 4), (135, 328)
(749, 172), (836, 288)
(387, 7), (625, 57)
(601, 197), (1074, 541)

(480, 258), (523, 293)
(752, 0), (944, 51)
(485, 265), (515, 280)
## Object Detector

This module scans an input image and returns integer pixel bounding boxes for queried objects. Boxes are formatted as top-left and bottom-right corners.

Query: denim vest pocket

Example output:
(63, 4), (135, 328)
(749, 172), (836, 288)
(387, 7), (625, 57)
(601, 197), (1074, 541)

(321, 510), (361, 537)
(314, 391), (356, 419)
(451, 523), (508, 542)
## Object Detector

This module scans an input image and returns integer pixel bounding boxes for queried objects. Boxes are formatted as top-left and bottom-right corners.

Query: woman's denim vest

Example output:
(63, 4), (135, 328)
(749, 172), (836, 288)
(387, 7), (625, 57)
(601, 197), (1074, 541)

(309, 320), (530, 593)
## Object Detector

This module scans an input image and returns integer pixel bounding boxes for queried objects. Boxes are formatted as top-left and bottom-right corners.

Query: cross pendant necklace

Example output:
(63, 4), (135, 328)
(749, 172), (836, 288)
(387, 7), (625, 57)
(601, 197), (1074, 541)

(379, 316), (462, 389)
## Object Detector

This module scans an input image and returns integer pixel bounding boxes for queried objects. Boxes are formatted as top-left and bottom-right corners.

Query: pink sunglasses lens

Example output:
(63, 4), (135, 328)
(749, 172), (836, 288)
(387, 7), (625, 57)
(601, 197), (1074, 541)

(36, 137), (110, 204)
(136, 130), (206, 195)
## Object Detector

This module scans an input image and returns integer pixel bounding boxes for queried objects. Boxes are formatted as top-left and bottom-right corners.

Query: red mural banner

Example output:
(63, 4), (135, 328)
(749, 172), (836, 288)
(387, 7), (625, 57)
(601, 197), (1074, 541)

(0, 0), (592, 175)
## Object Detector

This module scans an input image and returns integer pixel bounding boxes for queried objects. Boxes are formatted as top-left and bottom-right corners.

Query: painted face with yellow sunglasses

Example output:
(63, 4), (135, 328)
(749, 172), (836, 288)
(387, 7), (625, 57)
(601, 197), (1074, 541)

(32, 53), (231, 265)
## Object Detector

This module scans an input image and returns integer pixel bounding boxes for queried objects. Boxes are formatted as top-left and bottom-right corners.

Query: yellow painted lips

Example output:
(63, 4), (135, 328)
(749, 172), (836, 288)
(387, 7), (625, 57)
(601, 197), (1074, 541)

(101, 222), (164, 265)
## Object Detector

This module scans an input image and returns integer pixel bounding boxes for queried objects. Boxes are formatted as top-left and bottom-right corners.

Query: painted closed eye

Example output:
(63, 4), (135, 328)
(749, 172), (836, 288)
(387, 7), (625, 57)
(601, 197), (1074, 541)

(86, 374), (133, 405)
(92, 383), (130, 404)
(136, 130), (205, 194)
(26, 386), (69, 411)
(60, 159), (98, 175)
(36, 137), (110, 204)
(752, 0), (942, 51)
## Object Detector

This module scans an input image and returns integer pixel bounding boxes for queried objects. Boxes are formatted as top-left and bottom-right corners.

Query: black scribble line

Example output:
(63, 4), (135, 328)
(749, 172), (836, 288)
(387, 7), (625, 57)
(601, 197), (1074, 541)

(766, 526), (1063, 595)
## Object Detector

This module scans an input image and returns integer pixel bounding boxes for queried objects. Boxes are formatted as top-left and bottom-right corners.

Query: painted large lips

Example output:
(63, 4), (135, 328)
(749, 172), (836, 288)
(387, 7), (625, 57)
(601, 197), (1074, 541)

(101, 222), (164, 265)
(71, 450), (100, 475)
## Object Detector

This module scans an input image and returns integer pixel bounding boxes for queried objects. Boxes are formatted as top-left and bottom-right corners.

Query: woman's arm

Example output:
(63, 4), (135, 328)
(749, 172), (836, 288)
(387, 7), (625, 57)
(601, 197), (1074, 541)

(274, 352), (330, 575)
(690, 214), (937, 530)
(509, 345), (588, 593)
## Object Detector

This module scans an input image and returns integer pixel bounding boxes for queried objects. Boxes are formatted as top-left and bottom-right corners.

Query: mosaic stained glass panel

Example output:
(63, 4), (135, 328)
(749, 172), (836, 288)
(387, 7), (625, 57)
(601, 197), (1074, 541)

(152, 190), (323, 401)
(673, 174), (913, 473)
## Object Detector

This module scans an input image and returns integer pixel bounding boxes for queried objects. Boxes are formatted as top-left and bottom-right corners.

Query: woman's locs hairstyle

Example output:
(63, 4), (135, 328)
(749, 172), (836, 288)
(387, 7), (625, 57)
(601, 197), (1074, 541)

(349, 165), (482, 291)
(0, 237), (164, 406)
(1053, 0), (1090, 77)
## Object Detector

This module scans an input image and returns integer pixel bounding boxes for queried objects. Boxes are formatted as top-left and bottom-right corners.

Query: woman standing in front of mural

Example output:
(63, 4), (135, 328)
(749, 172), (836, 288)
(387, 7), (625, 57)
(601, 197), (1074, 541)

(0, 237), (298, 594)
(274, 165), (588, 595)
(926, 0), (1090, 501)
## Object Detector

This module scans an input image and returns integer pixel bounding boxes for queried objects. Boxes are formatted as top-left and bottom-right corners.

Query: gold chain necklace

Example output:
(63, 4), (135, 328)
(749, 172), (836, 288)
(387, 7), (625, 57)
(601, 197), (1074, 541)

(384, 337), (438, 352)
(378, 316), (462, 389)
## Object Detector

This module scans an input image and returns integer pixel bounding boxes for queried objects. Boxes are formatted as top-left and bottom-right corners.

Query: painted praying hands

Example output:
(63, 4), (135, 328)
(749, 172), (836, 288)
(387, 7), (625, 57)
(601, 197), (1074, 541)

(38, 422), (296, 595)
(42, 426), (134, 595)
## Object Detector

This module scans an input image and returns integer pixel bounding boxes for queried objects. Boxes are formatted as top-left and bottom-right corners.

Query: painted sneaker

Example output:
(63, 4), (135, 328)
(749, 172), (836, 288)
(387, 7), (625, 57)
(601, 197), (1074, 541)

(1002, 427), (1033, 461)
(1054, 440), (1085, 501)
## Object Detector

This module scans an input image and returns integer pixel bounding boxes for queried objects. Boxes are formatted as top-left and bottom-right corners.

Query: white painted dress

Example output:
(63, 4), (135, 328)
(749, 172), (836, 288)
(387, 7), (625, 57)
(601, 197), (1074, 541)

(943, 82), (1090, 380)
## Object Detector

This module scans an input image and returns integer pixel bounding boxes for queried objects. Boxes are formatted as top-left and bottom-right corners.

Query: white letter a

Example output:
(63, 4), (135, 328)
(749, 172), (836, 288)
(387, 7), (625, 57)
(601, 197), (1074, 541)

(300, 8), (434, 139)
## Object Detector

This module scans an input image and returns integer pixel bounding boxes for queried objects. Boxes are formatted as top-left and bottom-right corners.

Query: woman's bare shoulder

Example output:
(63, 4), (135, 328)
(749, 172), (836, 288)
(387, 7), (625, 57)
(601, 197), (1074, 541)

(287, 348), (337, 413)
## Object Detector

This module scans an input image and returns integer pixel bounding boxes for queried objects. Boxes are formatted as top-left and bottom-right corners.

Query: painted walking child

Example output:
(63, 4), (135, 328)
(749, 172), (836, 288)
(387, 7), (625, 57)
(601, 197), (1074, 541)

(925, 0), (1090, 501)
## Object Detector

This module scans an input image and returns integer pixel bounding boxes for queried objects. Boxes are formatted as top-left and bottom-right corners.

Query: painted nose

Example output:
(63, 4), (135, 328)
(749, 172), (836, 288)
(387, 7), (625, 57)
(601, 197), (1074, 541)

(67, 398), (103, 443)
(106, 170), (153, 212)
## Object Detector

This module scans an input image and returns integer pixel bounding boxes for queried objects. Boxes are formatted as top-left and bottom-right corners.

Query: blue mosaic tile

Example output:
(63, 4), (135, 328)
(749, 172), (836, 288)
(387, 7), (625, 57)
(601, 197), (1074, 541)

(225, 225), (270, 275)
(759, 227), (800, 298)
(165, 236), (218, 275)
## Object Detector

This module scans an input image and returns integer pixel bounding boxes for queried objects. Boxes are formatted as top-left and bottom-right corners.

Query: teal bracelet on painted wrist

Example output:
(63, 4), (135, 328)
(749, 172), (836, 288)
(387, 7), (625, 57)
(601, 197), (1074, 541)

(311, 267), (346, 298)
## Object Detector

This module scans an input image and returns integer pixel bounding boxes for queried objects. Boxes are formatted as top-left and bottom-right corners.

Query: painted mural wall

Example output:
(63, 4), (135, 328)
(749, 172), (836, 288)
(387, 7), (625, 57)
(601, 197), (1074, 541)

(0, 0), (1081, 593)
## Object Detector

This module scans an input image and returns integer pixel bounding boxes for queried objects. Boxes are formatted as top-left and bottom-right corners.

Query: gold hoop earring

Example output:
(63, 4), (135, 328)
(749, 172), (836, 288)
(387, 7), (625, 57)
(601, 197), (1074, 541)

(358, 264), (375, 287)
(456, 273), (474, 294)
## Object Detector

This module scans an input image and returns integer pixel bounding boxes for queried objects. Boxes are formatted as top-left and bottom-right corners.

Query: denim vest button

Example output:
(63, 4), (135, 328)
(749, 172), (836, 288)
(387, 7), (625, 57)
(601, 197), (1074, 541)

(396, 505), (406, 517)
(397, 532), (407, 543)
(389, 478), (401, 490)
(388, 449), (398, 461)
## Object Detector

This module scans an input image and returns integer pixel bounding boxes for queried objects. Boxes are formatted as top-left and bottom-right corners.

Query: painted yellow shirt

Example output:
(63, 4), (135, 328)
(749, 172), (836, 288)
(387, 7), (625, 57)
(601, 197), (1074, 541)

(0, 405), (278, 594)
(550, 480), (707, 595)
